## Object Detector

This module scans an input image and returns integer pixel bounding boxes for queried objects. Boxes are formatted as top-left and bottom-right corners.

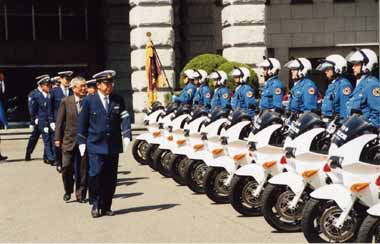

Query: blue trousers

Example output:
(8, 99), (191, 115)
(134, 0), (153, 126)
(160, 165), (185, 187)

(39, 127), (55, 161)
(88, 153), (119, 211)
(26, 125), (46, 159)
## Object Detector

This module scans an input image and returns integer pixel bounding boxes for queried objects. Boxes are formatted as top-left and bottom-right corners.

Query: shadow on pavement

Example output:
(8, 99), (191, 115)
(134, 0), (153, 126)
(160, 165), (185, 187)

(117, 177), (149, 182)
(116, 181), (137, 187)
(113, 192), (144, 199)
(114, 203), (180, 215)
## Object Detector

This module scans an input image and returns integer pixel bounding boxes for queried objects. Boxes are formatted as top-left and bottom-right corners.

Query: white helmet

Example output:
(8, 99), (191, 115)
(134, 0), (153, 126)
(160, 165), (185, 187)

(231, 66), (250, 83)
(183, 69), (195, 79)
(258, 57), (281, 76)
(285, 57), (312, 78)
(346, 48), (378, 73)
(208, 70), (228, 86)
(317, 54), (347, 74)
(193, 69), (208, 84)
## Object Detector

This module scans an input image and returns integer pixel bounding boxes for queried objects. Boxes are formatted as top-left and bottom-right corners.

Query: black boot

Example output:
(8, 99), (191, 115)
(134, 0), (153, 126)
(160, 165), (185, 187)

(25, 153), (31, 161)
(0, 154), (8, 161)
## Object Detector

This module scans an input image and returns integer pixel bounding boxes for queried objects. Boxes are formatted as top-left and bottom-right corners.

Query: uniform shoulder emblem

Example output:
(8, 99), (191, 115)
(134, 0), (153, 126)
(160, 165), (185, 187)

(308, 87), (315, 95)
(223, 93), (229, 99)
(275, 88), (282, 95)
(205, 93), (211, 98)
(246, 91), (253, 98)
(372, 87), (380, 97)
(343, 87), (351, 96)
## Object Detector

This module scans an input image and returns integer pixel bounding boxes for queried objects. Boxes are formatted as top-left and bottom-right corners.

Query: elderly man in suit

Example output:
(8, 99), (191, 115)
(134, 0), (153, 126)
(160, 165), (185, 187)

(77, 70), (132, 218)
(55, 77), (88, 203)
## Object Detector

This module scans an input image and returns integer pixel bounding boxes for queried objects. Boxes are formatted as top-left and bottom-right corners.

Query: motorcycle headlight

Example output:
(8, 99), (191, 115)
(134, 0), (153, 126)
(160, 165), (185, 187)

(158, 123), (164, 129)
(248, 141), (257, 151)
(221, 136), (228, 145)
(285, 147), (296, 158)
(329, 156), (343, 169)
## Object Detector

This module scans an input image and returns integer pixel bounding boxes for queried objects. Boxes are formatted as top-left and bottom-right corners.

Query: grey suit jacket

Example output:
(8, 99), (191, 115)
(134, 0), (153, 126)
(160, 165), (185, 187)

(55, 95), (80, 152)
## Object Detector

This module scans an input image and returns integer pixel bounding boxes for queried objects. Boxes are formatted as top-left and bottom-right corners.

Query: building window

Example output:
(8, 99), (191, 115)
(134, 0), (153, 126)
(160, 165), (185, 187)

(334, 0), (355, 3)
(0, 1), (89, 41)
(6, 2), (33, 40)
(34, 2), (59, 40)
(61, 3), (87, 41)
(291, 0), (313, 4)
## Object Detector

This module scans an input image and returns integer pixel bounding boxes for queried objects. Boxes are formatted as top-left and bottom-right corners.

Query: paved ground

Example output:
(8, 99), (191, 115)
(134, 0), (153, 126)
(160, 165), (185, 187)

(0, 136), (305, 243)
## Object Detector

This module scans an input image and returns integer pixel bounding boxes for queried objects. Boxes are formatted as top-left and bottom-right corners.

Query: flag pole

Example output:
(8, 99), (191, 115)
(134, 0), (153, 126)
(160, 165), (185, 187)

(146, 32), (174, 95)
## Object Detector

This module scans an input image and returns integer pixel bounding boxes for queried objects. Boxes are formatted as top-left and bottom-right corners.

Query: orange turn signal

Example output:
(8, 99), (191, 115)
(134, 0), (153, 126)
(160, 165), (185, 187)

(302, 169), (319, 178)
(351, 182), (369, 192)
(176, 139), (186, 145)
(233, 153), (246, 161)
(167, 135), (173, 141)
(193, 144), (204, 151)
(263, 161), (276, 169)
(212, 148), (224, 156)
(153, 131), (161, 137)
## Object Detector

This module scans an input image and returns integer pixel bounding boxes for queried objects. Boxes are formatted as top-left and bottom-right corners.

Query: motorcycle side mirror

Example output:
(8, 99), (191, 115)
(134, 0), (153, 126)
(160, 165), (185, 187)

(201, 132), (208, 140)
(184, 129), (190, 137)
(221, 136), (228, 145)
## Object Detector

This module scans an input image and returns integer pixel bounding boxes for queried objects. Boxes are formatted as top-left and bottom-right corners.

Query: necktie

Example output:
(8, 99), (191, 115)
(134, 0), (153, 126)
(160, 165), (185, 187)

(77, 100), (83, 113)
(104, 96), (109, 112)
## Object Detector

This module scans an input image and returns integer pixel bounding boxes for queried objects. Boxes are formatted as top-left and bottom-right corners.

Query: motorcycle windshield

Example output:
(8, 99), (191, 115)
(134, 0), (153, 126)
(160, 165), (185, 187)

(228, 109), (250, 127)
(208, 106), (229, 122)
(188, 106), (208, 123)
(288, 112), (325, 140)
(332, 115), (377, 148)
(252, 110), (283, 134)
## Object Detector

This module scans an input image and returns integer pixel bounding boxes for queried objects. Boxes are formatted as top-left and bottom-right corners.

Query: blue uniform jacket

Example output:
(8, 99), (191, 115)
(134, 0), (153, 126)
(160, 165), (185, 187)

(77, 92), (132, 155)
(346, 75), (380, 127)
(173, 82), (197, 104)
(287, 78), (318, 113)
(259, 76), (285, 111)
(31, 90), (52, 129)
(321, 77), (352, 118)
(50, 86), (73, 122)
(211, 86), (231, 109)
(193, 84), (212, 108)
(232, 84), (256, 116)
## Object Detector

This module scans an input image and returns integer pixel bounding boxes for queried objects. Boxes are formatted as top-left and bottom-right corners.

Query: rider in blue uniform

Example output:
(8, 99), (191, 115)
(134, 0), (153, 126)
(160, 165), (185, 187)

(258, 57), (285, 112)
(317, 54), (353, 120)
(285, 58), (318, 114)
(193, 69), (212, 109)
(230, 67), (256, 117)
(346, 48), (380, 128)
(172, 69), (197, 105)
(209, 70), (231, 110)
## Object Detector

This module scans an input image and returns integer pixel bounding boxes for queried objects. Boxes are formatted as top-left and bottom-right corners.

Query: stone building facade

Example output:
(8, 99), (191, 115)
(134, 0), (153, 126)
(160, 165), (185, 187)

(97, 0), (380, 123)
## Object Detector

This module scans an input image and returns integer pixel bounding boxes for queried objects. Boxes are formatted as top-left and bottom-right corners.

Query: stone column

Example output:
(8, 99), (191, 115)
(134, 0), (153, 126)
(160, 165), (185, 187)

(129, 0), (175, 124)
(221, 0), (267, 83)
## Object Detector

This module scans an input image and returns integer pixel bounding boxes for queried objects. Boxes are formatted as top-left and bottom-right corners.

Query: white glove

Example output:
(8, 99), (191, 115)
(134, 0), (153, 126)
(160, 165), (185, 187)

(34, 119), (39, 125)
(43, 127), (49, 133)
(172, 95), (177, 102)
(123, 138), (131, 151)
(50, 122), (55, 131)
(79, 144), (86, 157)
(3, 125), (7, 131)
(29, 124), (34, 130)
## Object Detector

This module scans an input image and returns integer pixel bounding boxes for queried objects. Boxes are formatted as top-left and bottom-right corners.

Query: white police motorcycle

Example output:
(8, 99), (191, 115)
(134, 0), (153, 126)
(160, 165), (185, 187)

(200, 109), (254, 203)
(261, 112), (341, 232)
(132, 101), (166, 164)
(152, 106), (209, 177)
(356, 202), (380, 243)
(229, 110), (294, 216)
(144, 104), (193, 170)
(168, 108), (239, 186)
(181, 108), (232, 191)
(302, 115), (380, 243)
